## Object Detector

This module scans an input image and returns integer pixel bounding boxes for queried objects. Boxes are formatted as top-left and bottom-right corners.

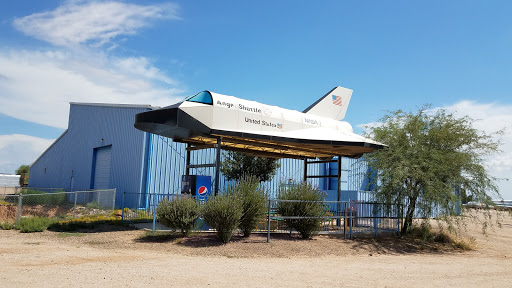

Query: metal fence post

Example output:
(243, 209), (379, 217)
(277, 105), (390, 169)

(349, 203), (353, 239)
(152, 193), (157, 232)
(16, 194), (23, 222)
(121, 191), (125, 221)
(373, 204), (378, 238)
(112, 188), (116, 211)
(73, 192), (78, 218)
(267, 199), (271, 243)
(397, 203), (401, 236)
(343, 202), (346, 239)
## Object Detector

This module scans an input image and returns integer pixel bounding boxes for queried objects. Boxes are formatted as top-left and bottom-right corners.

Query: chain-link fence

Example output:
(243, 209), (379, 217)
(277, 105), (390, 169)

(0, 189), (116, 223)
(121, 192), (197, 223)
(119, 192), (402, 239)
(264, 199), (402, 242)
(0, 187), (66, 195)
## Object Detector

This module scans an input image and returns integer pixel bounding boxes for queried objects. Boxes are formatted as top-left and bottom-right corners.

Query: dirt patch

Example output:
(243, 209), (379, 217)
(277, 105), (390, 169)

(0, 204), (115, 223)
(0, 204), (17, 222)
(1, 211), (511, 287)
(20, 205), (72, 218)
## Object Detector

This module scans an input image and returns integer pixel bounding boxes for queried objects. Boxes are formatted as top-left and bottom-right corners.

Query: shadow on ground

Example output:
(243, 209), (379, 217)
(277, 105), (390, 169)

(134, 229), (460, 254)
(329, 233), (452, 254)
(47, 223), (137, 233)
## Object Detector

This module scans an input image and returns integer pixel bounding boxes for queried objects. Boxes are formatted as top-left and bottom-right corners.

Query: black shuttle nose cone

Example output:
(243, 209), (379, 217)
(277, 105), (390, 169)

(134, 104), (210, 140)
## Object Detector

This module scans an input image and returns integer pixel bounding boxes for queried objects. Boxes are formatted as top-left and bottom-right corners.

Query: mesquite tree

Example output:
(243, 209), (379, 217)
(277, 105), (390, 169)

(220, 151), (280, 182)
(365, 106), (503, 234)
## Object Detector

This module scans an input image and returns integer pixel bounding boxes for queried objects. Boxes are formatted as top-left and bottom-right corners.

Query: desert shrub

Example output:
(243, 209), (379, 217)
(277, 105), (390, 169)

(48, 215), (125, 231)
(156, 197), (201, 236)
(276, 182), (326, 239)
(22, 189), (68, 206)
(16, 216), (58, 233)
(0, 221), (15, 230)
(405, 223), (474, 250)
(86, 201), (103, 210)
(203, 194), (242, 243)
(229, 175), (268, 237)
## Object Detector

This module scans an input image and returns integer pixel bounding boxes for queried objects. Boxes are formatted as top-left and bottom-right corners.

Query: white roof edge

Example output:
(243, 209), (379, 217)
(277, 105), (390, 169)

(30, 129), (69, 168)
(70, 102), (157, 109)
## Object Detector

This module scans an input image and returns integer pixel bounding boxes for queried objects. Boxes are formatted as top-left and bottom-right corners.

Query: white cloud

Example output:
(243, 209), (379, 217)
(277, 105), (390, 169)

(0, 49), (185, 128)
(1, 1), (185, 128)
(0, 134), (54, 174)
(358, 101), (512, 199)
(13, 0), (180, 47)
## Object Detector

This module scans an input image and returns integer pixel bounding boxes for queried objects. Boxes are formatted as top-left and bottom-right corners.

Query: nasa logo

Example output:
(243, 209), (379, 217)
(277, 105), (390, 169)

(198, 186), (208, 196)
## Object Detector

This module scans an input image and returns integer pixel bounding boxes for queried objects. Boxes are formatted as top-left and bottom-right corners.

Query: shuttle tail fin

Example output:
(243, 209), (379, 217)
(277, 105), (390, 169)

(303, 86), (353, 121)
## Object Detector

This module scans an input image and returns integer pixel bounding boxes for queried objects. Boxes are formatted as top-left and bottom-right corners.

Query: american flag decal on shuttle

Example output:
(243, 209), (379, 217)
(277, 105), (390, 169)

(332, 95), (342, 106)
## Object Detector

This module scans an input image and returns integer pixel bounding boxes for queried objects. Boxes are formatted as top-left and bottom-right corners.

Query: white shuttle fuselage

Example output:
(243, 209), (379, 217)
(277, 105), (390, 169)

(134, 87), (384, 159)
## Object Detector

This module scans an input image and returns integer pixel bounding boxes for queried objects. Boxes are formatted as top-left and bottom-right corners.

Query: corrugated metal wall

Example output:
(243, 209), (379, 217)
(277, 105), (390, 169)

(29, 104), (150, 207)
(145, 134), (369, 204)
(146, 134), (322, 198)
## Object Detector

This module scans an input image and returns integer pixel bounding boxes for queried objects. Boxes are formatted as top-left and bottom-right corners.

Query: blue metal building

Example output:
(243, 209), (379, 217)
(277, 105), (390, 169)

(29, 103), (152, 207)
(29, 102), (371, 209)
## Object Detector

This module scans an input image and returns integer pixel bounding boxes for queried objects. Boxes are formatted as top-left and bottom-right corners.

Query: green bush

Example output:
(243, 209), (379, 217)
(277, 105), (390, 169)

(0, 222), (15, 230)
(156, 197), (201, 236)
(229, 175), (268, 237)
(86, 201), (103, 210)
(16, 217), (58, 233)
(22, 189), (68, 206)
(277, 182), (326, 239)
(203, 194), (242, 243)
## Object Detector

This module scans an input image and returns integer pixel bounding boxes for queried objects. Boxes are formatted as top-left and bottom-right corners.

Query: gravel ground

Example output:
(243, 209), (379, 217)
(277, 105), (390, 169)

(1, 211), (511, 287)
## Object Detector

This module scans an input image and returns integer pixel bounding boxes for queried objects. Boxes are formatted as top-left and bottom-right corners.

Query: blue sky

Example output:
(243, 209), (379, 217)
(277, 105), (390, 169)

(0, 0), (511, 198)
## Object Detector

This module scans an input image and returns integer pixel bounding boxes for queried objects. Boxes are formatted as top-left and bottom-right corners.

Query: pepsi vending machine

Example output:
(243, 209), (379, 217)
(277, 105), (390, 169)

(181, 175), (212, 203)
(181, 175), (211, 230)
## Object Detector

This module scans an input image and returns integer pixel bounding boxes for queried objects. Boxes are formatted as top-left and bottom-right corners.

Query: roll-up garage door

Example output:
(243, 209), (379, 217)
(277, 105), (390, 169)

(92, 145), (112, 189)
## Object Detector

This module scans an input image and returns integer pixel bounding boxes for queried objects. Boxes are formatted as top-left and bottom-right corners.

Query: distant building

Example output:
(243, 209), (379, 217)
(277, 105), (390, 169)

(29, 103), (370, 209)
(0, 174), (21, 187)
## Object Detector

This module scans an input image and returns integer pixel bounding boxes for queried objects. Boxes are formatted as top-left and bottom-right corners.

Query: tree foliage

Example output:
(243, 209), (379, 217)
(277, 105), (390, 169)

(220, 151), (280, 182)
(16, 165), (30, 186)
(365, 106), (503, 234)
(15, 165), (30, 175)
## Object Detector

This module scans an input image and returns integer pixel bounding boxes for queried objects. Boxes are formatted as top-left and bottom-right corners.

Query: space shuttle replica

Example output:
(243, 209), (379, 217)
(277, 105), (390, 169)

(134, 87), (384, 159)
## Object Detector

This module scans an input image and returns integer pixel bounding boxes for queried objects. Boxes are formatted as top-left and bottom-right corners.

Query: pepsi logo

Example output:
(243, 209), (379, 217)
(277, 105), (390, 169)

(198, 186), (208, 195)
